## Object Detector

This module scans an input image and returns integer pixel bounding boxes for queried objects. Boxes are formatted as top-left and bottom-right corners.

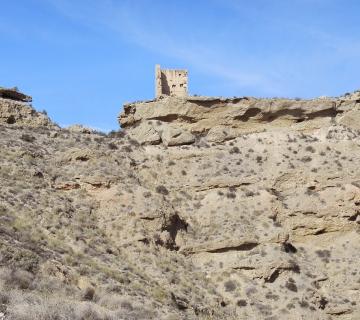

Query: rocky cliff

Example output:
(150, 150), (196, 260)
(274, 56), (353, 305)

(119, 93), (360, 145)
(0, 91), (359, 319)
(0, 88), (57, 129)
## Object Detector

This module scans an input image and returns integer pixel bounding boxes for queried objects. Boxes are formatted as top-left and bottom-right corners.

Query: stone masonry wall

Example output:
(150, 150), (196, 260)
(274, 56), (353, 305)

(155, 64), (188, 98)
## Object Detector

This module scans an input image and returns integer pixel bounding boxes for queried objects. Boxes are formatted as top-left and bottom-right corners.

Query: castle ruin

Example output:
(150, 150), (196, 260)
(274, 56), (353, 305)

(155, 64), (188, 98)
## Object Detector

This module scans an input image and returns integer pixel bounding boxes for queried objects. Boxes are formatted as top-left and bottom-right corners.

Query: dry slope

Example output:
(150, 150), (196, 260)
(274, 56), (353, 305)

(0, 90), (359, 319)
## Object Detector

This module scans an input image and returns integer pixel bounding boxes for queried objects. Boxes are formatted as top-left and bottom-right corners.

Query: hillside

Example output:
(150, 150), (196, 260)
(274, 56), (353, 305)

(0, 90), (359, 319)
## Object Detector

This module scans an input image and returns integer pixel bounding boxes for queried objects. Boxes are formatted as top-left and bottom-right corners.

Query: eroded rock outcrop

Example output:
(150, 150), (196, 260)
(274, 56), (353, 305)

(119, 94), (360, 146)
(0, 95), (57, 128)
(0, 87), (32, 102)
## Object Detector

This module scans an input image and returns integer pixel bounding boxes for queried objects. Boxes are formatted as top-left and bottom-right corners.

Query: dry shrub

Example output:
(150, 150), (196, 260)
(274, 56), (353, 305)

(6, 294), (115, 320)
(1, 269), (34, 290)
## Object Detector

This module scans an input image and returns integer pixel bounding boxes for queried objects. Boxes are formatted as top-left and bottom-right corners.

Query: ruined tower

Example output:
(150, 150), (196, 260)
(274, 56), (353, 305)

(155, 64), (188, 98)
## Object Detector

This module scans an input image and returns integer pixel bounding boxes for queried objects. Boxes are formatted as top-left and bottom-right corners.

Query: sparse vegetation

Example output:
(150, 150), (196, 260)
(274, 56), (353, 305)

(20, 133), (35, 142)
(156, 185), (169, 195)
(224, 280), (237, 292)
(0, 90), (359, 319)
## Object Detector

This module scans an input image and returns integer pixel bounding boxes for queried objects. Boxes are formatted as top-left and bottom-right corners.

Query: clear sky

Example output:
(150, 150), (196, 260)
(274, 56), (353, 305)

(1, 0), (360, 131)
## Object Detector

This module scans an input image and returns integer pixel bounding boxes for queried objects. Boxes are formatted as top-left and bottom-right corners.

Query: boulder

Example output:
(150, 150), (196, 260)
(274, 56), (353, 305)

(206, 126), (235, 143)
(66, 124), (95, 134)
(161, 126), (195, 146)
(128, 122), (161, 145)
(338, 109), (360, 130)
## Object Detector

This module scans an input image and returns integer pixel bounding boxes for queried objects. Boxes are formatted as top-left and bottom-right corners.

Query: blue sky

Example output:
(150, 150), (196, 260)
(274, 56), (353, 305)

(1, 0), (360, 131)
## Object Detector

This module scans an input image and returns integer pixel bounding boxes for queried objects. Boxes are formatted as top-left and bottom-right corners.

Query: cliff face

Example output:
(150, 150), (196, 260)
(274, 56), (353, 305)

(0, 91), (359, 319)
(119, 94), (360, 144)
(117, 93), (360, 318)
(0, 96), (57, 128)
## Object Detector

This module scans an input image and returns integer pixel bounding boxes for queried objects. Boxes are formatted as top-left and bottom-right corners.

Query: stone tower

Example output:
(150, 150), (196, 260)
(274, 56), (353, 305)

(155, 64), (188, 98)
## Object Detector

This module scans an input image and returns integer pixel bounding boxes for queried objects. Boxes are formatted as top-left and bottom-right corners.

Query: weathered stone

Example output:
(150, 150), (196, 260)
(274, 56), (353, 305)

(0, 87), (32, 102)
(119, 96), (338, 137)
(0, 97), (57, 128)
(206, 126), (235, 143)
(127, 122), (161, 145)
(66, 124), (95, 134)
(338, 109), (360, 130)
(161, 126), (195, 146)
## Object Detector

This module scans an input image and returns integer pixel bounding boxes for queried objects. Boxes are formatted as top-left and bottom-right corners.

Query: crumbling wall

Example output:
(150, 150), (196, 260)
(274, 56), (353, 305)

(155, 65), (188, 98)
